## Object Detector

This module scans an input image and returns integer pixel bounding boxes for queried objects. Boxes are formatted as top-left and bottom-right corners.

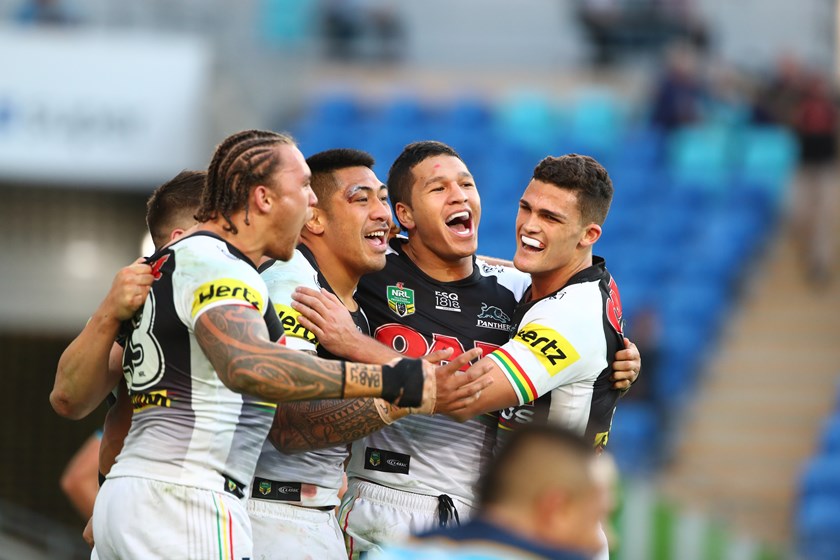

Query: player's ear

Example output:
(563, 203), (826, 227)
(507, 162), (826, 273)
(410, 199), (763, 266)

(252, 185), (273, 214)
(395, 202), (414, 231)
(579, 223), (602, 248)
(169, 228), (186, 243)
(303, 207), (325, 235)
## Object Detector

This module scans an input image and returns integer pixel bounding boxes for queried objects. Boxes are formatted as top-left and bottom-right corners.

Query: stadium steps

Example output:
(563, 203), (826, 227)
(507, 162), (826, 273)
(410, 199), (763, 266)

(660, 223), (840, 550)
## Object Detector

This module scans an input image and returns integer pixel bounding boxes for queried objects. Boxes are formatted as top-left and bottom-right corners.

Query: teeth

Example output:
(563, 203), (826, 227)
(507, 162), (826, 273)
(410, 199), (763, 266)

(365, 231), (386, 238)
(446, 211), (470, 224)
(521, 236), (544, 249)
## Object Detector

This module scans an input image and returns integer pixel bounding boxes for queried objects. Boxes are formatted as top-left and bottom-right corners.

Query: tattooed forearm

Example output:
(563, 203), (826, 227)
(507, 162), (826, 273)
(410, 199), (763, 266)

(270, 398), (387, 452)
(195, 305), (382, 402)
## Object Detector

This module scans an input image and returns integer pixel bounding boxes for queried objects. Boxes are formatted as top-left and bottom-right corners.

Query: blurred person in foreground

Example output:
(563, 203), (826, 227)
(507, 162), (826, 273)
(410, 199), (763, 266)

(374, 424), (605, 560)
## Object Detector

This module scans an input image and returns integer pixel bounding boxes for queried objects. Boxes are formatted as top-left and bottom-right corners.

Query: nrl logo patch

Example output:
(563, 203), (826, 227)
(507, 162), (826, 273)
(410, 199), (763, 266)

(369, 450), (381, 467)
(258, 481), (272, 496)
(387, 282), (415, 317)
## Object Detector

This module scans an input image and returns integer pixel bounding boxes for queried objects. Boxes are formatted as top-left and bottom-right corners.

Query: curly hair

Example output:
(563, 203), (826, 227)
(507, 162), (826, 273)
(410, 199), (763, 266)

(532, 154), (613, 225)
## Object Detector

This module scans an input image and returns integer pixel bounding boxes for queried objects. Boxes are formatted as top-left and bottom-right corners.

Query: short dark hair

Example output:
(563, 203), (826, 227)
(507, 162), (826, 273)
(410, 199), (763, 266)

(532, 154), (613, 225)
(387, 141), (463, 211)
(146, 170), (205, 250)
(476, 424), (594, 509)
(306, 148), (376, 210)
(196, 129), (295, 234)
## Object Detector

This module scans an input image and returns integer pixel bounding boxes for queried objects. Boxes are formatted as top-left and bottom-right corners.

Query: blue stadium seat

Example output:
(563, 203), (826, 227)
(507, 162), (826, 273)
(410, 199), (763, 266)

(608, 402), (659, 473)
(495, 90), (561, 157)
(667, 125), (733, 190)
(821, 414), (840, 457)
(737, 126), (798, 198)
(800, 457), (840, 499)
(567, 89), (625, 160)
(797, 497), (840, 560)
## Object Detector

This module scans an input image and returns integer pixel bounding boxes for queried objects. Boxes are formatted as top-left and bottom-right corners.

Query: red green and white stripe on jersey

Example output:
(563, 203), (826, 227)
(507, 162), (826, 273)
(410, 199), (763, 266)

(489, 348), (537, 404)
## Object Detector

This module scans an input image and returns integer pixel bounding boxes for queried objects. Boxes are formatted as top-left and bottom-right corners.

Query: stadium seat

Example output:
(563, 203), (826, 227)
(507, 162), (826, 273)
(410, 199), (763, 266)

(736, 126), (798, 199)
(608, 402), (659, 473)
(796, 497), (840, 560)
(495, 90), (561, 156)
(800, 457), (840, 499)
(667, 125), (732, 191)
(820, 414), (840, 456)
(567, 89), (625, 160)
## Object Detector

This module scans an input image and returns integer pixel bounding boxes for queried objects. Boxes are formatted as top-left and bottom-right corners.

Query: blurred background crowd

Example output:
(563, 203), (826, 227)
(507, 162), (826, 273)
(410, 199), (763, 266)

(0, 0), (838, 558)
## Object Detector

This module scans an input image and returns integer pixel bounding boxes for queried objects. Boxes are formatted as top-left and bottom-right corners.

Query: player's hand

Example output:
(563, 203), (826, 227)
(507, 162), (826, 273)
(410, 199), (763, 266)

(423, 348), (454, 365)
(104, 258), (154, 321)
(291, 287), (360, 356)
(610, 338), (641, 391)
(432, 348), (494, 416)
(83, 517), (94, 548)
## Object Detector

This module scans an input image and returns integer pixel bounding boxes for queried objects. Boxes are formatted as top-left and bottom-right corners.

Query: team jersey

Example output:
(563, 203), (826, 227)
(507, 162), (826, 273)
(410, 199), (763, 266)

(252, 244), (368, 507)
(110, 232), (283, 495)
(489, 257), (625, 450)
(350, 238), (530, 505)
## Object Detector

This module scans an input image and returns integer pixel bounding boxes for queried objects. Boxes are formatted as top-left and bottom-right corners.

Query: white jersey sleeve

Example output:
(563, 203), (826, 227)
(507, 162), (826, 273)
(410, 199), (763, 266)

(260, 250), (320, 353)
(171, 240), (270, 331)
(488, 282), (609, 405)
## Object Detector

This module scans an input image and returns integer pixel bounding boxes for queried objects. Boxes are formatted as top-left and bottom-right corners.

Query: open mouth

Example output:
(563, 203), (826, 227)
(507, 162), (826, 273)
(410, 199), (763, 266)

(364, 229), (388, 249)
(520, 235), (545, 252)
(445, 210), (474, 237)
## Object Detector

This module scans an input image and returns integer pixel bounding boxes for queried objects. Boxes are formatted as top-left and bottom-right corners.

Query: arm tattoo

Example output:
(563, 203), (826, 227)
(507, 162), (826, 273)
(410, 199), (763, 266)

(269, 398), (386, 452)
(195, 305), (348, 401)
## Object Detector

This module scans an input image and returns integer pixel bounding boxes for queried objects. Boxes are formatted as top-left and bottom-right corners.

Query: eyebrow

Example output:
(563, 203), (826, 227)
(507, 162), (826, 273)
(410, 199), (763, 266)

(520, 198), (568, 222)
(424, 172), (473, 187)
(345, 185), (375, 197)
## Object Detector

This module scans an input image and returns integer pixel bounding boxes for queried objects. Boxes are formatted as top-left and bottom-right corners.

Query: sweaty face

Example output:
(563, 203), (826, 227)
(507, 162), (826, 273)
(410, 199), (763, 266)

(403, 155), (480, 261)
(268, 144), (316, 261)
(513, 179), (589, 279)
(321, 166), (391, 276)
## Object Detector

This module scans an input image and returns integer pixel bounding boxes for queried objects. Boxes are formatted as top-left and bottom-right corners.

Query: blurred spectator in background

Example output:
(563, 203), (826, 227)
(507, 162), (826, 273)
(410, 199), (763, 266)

(322, 0), (404, 63)
(650, 43), (707, 131)
(752, 54), (805, 126)
(60, 431), (100, 520)
(14, 0), (79, 25)
(792, 72), (839, 286)
(375, 425), (605, 560)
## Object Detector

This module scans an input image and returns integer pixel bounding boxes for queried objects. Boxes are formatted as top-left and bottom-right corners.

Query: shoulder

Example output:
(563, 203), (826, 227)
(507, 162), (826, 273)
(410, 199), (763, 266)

(475, 259), (530, 299)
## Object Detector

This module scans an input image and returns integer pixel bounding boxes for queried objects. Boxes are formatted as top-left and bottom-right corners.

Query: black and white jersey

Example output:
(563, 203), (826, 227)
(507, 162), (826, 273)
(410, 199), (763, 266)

(253, 244), (368, 507)
(111, 232), (283, 494)
(350, 238), (530, 506)
(489, 257), (625, 450)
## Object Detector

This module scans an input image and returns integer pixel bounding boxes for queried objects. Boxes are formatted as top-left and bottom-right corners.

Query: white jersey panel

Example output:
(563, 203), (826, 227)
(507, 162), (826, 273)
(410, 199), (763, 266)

(489, 281), (608, 410)
(253, 248), (347, 507)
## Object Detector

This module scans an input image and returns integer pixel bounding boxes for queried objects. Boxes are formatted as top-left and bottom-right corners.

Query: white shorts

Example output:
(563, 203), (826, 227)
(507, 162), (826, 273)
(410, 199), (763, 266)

(92, 476), (252, 560)
(337, 479), (474, 559)
(247, 498), (345, 560)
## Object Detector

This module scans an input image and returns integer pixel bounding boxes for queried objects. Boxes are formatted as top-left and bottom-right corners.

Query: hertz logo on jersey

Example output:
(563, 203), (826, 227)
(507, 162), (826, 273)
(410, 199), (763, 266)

(273, 302), (317, 345)
(191, 278), (264, 318)
(512, 323), (580, 376)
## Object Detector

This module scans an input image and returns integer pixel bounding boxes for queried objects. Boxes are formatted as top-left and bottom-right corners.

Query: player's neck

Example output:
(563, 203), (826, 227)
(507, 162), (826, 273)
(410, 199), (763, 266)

(304, 242), (360, 312)
(403, 239), (473, 283)
(529, 252), (593, 301)
(195, 221), (262, 267)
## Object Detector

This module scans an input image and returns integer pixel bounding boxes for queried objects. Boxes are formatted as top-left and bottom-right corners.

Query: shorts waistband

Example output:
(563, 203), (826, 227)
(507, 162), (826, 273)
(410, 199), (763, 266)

(246, 499), (335, 521)
(350, 479), (471, 514)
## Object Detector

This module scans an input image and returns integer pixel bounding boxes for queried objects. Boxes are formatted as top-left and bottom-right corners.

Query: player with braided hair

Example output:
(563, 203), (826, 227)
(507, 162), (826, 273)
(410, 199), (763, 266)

(91, 130), (439, 560)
